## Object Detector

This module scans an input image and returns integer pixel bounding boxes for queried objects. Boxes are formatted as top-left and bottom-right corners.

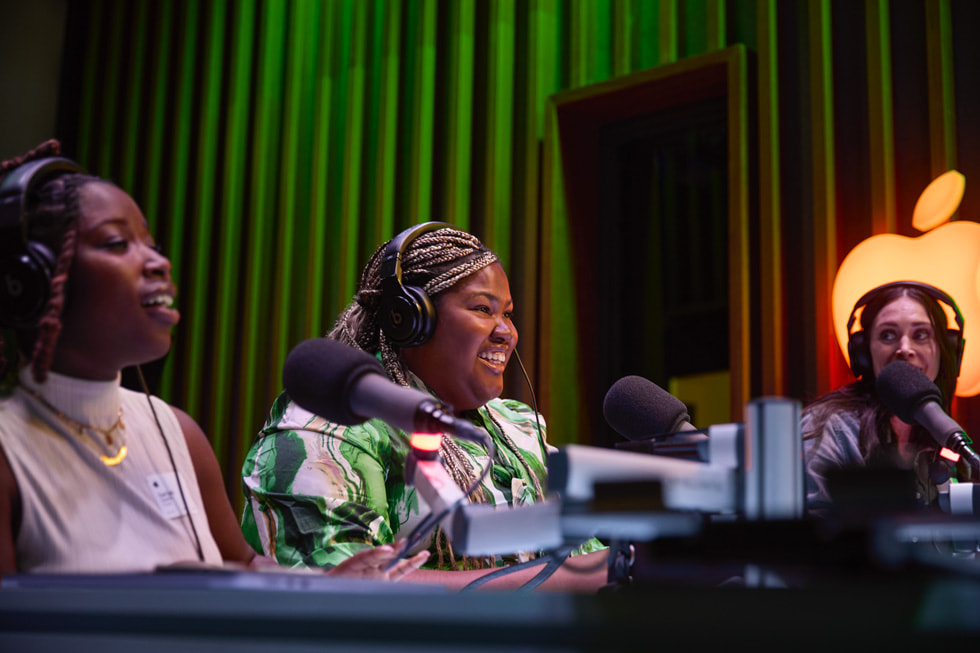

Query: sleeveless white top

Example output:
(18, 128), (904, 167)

(0, 367), (222, 573)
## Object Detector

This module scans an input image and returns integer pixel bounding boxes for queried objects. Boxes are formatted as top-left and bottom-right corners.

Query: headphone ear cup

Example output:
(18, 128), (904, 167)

(0, 239), (55, 329)
(380, 283), (437, 348)
(848, 331), (872, 379)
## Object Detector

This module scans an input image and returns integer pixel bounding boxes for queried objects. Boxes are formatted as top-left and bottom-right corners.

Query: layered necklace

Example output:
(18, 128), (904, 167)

(24, 387), (128, 466)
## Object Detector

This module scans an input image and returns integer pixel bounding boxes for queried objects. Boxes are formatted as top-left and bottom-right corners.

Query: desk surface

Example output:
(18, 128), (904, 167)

(1, 567), (979, 651)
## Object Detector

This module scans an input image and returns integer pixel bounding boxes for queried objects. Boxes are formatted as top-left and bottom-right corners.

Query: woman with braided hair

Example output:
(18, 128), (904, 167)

(0, 140), (425, 580)
(241, 223), (608, 591)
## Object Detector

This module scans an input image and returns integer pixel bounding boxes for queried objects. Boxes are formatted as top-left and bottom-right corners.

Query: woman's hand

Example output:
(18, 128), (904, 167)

(326, 545), (430, 582)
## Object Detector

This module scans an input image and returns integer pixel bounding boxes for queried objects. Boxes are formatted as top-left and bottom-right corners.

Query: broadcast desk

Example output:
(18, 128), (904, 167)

(1, 563), (979, 651)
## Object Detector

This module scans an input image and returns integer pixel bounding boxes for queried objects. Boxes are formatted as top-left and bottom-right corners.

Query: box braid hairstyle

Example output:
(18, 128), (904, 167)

(0, 140), (104, 387)
(328, 227), (497, 372)
(327, 226), (544, 569)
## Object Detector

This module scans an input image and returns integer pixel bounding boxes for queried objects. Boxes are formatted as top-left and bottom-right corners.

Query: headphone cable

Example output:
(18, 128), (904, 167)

(513, 349), (547, 461)
(136, 364), (205, 563)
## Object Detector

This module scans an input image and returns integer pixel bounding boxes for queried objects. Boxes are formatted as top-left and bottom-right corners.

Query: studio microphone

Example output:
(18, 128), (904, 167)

(282, 337), (487, 444)
(876, 360), (980, 471)
(603, 375), (708, 459)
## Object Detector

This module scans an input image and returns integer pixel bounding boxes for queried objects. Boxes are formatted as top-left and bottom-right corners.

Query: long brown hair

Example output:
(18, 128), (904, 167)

(804, 282), (963, 459)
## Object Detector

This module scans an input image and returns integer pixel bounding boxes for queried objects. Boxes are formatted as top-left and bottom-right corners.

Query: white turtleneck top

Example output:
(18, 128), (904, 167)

(0, 367), (222, 574)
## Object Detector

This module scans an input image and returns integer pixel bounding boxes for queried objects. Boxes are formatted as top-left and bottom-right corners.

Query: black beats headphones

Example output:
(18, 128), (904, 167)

(0, 157), (87, 329)
(379, 221), (452, 347)
(847, 280), (965, 379)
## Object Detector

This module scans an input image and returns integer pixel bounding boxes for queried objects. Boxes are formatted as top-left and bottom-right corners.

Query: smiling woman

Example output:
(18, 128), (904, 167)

(400, 262), (517, 413)
(240, 223), (608, 592)
(45, 180), (179, 381)
(0, 140), (426, 581)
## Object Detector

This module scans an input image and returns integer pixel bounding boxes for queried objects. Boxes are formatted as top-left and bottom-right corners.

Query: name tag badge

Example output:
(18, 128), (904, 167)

(148, 472), (194, 519)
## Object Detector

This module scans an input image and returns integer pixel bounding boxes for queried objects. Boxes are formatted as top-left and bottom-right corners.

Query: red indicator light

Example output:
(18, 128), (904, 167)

(411, 432), (442, 453)
(940, 447), (961, 463)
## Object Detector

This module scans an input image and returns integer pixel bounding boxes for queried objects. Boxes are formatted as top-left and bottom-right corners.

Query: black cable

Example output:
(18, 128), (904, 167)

(461, 553), (552, 591)
(136, 364), (205, 563)
(511, 350), (586, 590)
(460, 541), (582, 592)
(519, 545), (576, 591)
(513, 349), (547, 462)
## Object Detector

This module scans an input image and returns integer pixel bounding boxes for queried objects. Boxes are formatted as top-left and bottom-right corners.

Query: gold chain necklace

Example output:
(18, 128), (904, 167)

(23, 387), (128, 466)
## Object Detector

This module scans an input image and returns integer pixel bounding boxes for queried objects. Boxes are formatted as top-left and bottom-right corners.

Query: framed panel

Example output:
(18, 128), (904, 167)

(541, 45), (749, 446)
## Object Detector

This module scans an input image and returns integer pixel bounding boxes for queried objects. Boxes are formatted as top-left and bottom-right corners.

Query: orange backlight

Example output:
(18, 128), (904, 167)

(939, 447), (961, 463)
(831, 169), (980, 396)
(410, 432), (443, 452)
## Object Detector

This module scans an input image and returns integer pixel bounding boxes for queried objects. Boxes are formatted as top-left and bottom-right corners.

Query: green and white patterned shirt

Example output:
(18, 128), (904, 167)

(241, 376), (601, 570)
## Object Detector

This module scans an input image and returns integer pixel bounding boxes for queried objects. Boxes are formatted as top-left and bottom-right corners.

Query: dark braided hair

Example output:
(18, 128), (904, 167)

(0, 140), (103, 385)
(328, 227), (498, 385)
(328, 227), (535, 570)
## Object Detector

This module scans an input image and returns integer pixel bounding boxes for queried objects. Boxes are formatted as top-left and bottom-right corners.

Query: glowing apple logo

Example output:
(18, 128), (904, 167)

(832, 170), (980, 396)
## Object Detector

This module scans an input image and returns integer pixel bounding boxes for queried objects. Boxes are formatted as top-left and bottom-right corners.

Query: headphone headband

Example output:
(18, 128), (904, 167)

(846, 280), (966, 380)
(847, 280), (964, 334)
(0, 157), (87, 232)
(0, 156), (87, 329)
(379, 221), (453, 285)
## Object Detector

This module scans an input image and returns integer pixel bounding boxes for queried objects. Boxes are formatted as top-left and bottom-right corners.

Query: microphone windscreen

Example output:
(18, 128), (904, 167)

(875, 360), (943, 424)
(602, 375), (691, 440)
(282, 338), (385, 425)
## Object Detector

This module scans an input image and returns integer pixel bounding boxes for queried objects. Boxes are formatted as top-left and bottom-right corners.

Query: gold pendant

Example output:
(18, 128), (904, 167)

(100, 445), (128, 466)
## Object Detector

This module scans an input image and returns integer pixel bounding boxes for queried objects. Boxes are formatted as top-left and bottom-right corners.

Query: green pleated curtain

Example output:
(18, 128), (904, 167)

(60, 0), (971, 505)
(59, 0), (734, 503)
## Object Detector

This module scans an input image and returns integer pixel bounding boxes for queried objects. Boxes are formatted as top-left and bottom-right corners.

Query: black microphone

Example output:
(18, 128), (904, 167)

(603, 375), (707, 460)
(876, 360), (980, 471)
(282, 338), (487, 443)
(603, 375), (696, 436)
